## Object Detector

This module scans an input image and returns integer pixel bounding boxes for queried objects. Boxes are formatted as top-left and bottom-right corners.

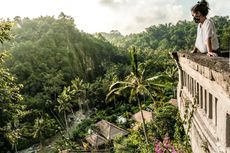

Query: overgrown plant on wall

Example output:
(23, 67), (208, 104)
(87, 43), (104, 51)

(182, 96), (197, 152)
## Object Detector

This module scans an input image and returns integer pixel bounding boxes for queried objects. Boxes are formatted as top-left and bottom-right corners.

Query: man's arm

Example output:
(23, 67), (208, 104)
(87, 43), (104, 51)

(207, 37), (217, 56)
(207, 37), (212, 53)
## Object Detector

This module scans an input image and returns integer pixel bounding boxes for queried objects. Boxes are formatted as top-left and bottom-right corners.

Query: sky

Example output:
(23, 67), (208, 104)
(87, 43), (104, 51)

(1, 0), (230, 35)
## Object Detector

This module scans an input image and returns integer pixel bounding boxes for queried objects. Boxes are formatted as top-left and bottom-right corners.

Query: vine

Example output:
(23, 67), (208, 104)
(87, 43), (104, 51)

(182, 95), (198, 151)
(201, 140), (210, 153)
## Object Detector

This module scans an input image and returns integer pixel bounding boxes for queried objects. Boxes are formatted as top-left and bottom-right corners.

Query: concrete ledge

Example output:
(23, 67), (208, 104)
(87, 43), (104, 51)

(172, 52), (230, 96)
(172, 52), (230, 73)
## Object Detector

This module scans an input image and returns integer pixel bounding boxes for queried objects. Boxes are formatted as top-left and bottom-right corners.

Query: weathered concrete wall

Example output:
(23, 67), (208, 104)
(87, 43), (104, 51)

(173, 52), (230, 153)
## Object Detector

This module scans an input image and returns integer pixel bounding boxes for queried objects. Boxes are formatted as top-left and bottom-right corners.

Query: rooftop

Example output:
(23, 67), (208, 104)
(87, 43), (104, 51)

(169, 98), (178, 107)
(95, 120), (129, 140)
(85, 133), (108, 147)
(132, 110), (153, 123)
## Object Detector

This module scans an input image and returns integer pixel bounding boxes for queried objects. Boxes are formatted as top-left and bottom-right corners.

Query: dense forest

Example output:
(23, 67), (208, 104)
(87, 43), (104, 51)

(0, 13), (229, 153)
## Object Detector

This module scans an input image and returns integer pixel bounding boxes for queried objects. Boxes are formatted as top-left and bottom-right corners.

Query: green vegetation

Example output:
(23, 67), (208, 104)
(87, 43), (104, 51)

(0, 14), (229, 152)
(102, 16), (230, 52)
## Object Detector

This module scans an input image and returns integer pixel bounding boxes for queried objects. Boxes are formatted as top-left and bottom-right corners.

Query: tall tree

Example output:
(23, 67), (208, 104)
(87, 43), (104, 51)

(56, 77), (90, 130)
(0, 20), (25, 152)
(106, 47), (163, 144)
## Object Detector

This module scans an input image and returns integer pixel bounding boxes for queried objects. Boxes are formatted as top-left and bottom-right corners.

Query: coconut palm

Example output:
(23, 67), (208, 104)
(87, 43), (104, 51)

(106, 47), (163, 144)
(56, 86), (73, 130)
(33, 117), (47, 147)
(5, 121), (21, 153)
(56, 78), (90, 130)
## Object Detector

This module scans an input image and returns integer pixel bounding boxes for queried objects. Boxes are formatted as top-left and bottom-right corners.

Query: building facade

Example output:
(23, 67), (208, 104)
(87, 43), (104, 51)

(173, 52), (230, 153)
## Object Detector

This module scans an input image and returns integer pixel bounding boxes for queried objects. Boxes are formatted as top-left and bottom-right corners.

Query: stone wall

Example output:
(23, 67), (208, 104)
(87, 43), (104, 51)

(172, 52), (230, 153)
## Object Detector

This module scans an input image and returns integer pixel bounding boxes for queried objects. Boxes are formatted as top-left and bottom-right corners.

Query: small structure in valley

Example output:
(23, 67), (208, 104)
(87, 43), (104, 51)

(95, 120), (129, 140)
(85, 133), (108, 148)
(169, 98), (178, 107)
(132, 110), (153, 130)
(85, 120), (129, 148)
(132, 110), (153, 123)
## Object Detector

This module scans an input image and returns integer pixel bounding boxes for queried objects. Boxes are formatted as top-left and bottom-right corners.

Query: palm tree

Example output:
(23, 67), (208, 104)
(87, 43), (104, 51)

(5, 121), (21, 153)
(106, 47), (162, 144)
(56, 86), (73, 130)
(56, 78), (90, 130)
(70, 78), (90, 114)
(162, 66), (178, 98)
(5, 110), (30, 153)
(33, 116), (47, 147)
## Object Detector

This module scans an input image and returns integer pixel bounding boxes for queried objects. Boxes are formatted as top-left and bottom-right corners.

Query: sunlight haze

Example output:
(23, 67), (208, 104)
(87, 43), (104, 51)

(1, 0), (230, 35)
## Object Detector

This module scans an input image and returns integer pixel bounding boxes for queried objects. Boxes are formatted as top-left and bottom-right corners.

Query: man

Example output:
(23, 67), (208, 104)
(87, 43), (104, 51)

(191, 0), (219, 57)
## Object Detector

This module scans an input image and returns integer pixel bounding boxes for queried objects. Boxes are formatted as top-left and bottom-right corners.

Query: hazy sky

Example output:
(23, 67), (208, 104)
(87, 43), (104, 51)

(1, 0), (230, 35)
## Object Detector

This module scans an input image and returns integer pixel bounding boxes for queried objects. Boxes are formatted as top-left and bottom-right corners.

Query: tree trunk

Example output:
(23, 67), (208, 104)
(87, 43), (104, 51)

(138, 98), (149, 144)
(15, 144), (18, 153)
(50, 109), (65, 130)
(64, 111), (68, 130)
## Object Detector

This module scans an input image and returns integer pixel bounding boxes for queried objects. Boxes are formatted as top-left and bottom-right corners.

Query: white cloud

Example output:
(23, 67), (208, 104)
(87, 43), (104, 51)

(209, 0), (230, 17)
(97, 0), (184, 34)
(1, 0), (61, 18)
(0, 0), (229, 35)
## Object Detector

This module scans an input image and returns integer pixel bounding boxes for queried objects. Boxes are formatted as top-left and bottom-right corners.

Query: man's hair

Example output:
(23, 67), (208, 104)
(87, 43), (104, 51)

(191, 0), (209, 16)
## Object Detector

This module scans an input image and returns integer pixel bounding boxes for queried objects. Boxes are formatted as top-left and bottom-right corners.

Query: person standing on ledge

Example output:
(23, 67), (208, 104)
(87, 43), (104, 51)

(191, 0), (219, 57)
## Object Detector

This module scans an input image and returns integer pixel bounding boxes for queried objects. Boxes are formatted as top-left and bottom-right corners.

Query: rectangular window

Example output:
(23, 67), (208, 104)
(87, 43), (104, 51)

(182, 71), (185, 87)
(194, 80), (196, 98)
(183, 71), (186, 87)
(188, 75), (190, 93)
(185, 74), (187, 88)
(186, 72), (188, 87)
(197, 83), (199, 105)
(187, 75), (190, 91)
(208, 93), (213, 119)
(200, 86), (203, 109)
(215, 98), (217, 126)
(226, 113), (230, 147)
(190, 76), (192, 95)
(191, 77), (194, 97)
(205, 90), (207, 113)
